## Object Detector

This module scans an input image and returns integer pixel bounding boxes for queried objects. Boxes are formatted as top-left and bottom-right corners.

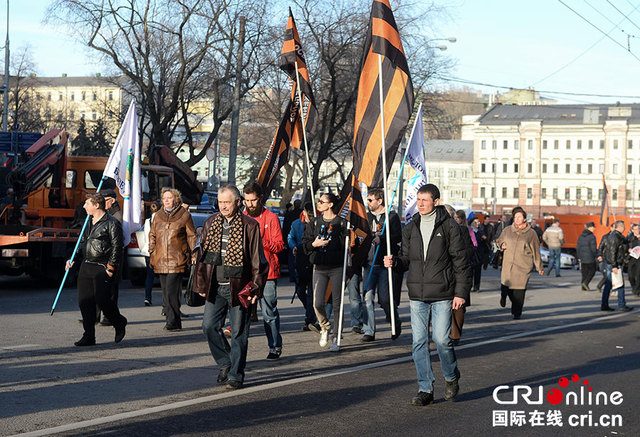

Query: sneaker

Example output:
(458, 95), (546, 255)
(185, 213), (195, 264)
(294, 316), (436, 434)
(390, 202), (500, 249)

(266, 348), (282, 360)
(225, 379), (243, 390)
(217, 367), (230, 384)
(444, 378), (460, 401)
(618, 306), (633, 312)
(361, 334), (375, 342)
(352, 326), (364, 335)
(329, 338), (340, 352)
(301, 324), (311, 331)
(223, 326), (232, 338)
(319, 328), (329, 347)
(74, 336), (96, 347)
(144, 299), (152, 306)
(115, 317), (127, 343)
(307, 323), (321, 333)
(411, 391), (433, 406)
(601, 306), (615, 312)
(555, 274), (561, 278)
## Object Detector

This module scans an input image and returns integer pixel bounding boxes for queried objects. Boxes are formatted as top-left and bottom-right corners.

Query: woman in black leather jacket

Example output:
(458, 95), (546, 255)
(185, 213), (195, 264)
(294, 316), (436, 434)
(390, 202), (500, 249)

(66, 193), (127, 346)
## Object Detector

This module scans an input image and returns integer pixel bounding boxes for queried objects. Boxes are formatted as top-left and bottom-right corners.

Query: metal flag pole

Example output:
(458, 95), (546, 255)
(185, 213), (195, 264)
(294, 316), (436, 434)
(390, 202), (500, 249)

(50, 178), (106, 315)
(376, 54), (397, 337)
(294, 60), (316, 216)
(336, 226), (351, 347)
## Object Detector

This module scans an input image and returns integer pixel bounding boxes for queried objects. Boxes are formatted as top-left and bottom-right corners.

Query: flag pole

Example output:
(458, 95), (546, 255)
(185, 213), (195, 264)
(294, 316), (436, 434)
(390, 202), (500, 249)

(50, 177), (107, 315)
(376, 54), (397, 336)
(294, 60), (316, 216)
(336, 226), (351, 347)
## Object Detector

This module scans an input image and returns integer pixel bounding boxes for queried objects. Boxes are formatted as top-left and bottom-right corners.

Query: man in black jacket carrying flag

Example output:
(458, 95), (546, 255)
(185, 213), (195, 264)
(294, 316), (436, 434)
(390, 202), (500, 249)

(385, 184), (470, 406)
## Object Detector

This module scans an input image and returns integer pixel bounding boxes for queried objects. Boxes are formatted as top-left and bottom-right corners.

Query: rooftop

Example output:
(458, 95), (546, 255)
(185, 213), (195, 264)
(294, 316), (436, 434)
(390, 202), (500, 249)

(477, 103), (640, 125)
(425, 140), (473, 162)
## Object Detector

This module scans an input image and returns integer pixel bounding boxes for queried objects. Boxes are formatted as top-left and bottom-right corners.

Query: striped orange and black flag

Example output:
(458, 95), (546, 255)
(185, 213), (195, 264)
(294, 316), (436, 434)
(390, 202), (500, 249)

(352, 0), (414, 188)
(279, 8), (317, 149)
(600, 175), (610, 226)
(256, 98), (298, 195)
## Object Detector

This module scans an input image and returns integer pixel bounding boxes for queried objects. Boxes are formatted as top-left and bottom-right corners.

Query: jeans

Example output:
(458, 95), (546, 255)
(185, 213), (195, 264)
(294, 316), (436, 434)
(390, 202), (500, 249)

(295, 274), (317, 325)
(347, 273), (364, 328)
(548, 248), (562, 276)
(260, 279), (282, 349)
(409, 299), (459, 393)
(363, 265), (400, 336)
(159, 273), (183, 328)
(202, 285), (252, 383)
(602, 264), (626, 309)
(144, 256), (155, 301)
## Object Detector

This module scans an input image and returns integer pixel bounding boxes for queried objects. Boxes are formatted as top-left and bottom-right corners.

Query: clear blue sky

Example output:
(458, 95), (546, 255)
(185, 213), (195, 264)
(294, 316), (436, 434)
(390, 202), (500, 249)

(5, 0), (640, 104)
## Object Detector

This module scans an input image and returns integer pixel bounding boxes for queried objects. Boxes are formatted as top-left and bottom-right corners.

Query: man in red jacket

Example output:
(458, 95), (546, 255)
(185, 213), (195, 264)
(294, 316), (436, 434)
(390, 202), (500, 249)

(243, 182), (285, 360)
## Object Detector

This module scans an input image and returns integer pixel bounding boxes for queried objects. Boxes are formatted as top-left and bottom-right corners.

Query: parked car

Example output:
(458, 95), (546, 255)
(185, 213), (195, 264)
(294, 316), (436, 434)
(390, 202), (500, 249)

(540, 248), (577, 269)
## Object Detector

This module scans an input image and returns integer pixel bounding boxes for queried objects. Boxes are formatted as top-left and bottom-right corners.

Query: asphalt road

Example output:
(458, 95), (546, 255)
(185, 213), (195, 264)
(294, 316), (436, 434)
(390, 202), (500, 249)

(1, 268), (638, 436)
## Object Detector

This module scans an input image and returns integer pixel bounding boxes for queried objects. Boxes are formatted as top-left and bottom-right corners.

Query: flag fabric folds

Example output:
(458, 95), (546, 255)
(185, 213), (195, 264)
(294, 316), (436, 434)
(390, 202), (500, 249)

(279, 8), (317, 149)
(352, 0), (414, 188)
(103, 100), (142, 246)
(600, 175), (609, 227)
(403, 104), (427, 223)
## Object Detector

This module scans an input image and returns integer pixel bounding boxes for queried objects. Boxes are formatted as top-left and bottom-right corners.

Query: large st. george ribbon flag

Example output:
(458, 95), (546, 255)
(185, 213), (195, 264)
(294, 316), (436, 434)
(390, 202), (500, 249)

(103, 100), (142, 246)
(279, 7), (317, 149)
(403, 104), (427, 223)
(352, 0), (414, 188)
(600, 175), (610, 226)
(337, 171), (373, 275)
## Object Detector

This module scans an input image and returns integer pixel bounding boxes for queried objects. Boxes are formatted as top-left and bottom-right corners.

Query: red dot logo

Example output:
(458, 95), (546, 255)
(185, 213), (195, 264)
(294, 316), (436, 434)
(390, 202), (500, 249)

(558, 377), (569, 388)
(547, 388), (564, 405)
(571, 374), (580, 382)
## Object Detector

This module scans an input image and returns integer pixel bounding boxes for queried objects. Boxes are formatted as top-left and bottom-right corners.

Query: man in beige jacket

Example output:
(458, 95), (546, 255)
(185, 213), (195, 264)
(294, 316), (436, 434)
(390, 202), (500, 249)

(542, 218), (564, 277)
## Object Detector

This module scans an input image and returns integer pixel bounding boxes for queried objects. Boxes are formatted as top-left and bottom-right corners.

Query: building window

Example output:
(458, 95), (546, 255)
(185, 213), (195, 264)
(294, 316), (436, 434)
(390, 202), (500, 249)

(491, 163), (496, 173)
(514, 163), (519, 173)
(58, 93), (63, 101)
(542, 163), (547, 173)
(492, 140), (497, 150)
(577, 164), (582, 173)
(70, 110), (75, 120)
(491, 187), (496, 198)
(108, 111), (113, 120)
(541, 188), (547, 199)
(92, 92), (97, 101)
(599, 189), (604, 200)
(599, 163), (605, 173)
(565, 188), (570, 200)
(566, 139), (571, 149)
(554, 140), (559, 149)
(588, 139), (593, 149)
(513, 187), (519, 198)
(56, 111), (62, 121)
(503, 140), (508, 149)
(527, 188), (533, 199)
(600, 140), (605, 149)
(481, 140), (486, 150)
(503, 163), (507, 173)
(81, 91), (86, 101)
(587, 188), (592, 200)
(627, 189), (631, 200)
(47, 92), (52, 101)
(553, 188), (558, 199)
(515, 140), (520, 150)
(108, 90), (113, 101)
(527, 163), (533, 173)
(553, 164), (558, 173)
(543, 140), (548, 149)
(613, 139), (619, 149)
(481, 163), (486, 173)
(92, 112), (97, 120)
(612, 189), (618, 200)
(588, 164), (593, 174)
(480, 187), (486, 198)
(527, 139), (533, 150)
(629, 139), (633, 149)
(36, 93), (41, 101)
(628, 164), (633, 174)
(565, 163), (570, 173)
(70, 92), (75, 101)
(502, 187), (507, 198)
(576, 188), (581, 200)
(638, 190), (640, 201)
(613, 164), (618, 174)
(577, 140), (582, 149)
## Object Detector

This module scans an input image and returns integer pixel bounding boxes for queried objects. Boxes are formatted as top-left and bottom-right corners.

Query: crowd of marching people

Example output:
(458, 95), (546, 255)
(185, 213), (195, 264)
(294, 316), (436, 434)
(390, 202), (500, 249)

(65, 180), (637, 404)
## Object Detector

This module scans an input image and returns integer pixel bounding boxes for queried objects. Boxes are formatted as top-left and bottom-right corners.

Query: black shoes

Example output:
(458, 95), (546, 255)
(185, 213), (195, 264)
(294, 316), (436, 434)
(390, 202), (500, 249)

(513, 314), (521, 320)
(144, 299), (152, 306)
(361, 334), (375, 342)
(499, 295), (506, 308)
(100, 317), (113, 326)
(411, 391), (434, 406)
(74, 336), (96, 347)
(164, 324), (181, 331)
(444, 378), (460, 401)
(555, 274), (561, 277)
(391, 322), (402, 340)
(115, 317), (127, 343)
(225, 379), (243, 390)
(217, 367), (230, 384)
(618, 306), (634, 312)
(601, 306), (615, 312)
(352, 326), (364, 335)
(266, 348), (282, 360)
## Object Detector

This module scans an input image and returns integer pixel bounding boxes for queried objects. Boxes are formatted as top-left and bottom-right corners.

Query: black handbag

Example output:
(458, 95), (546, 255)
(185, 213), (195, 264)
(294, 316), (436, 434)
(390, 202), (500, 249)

(184, 264), (206, 307)
(491, 249), (504, 269)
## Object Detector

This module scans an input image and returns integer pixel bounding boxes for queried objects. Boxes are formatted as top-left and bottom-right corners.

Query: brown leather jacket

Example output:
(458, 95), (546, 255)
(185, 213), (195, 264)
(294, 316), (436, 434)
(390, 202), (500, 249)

(192, 213), (269, 307)
(149, 206), (197, 274)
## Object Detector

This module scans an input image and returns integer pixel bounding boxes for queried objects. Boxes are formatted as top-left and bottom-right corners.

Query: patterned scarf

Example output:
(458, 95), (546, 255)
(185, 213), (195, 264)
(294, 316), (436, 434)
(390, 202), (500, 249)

(203, 212), (244, 273)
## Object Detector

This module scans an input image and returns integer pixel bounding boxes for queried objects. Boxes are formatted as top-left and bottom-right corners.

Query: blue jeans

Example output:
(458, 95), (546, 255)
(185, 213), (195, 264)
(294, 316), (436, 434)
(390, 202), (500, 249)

(144, 256), (155, 301)
(602, 264), (626, 309)
(295, 276), (317, 325)
(363, 265), (399, 336)
(202, 285), (252, 383)
(347, 273), (364, 328)
(548, 248), (562, 276)
(260, 280), (282, 349)
(410, 299), (459, 393)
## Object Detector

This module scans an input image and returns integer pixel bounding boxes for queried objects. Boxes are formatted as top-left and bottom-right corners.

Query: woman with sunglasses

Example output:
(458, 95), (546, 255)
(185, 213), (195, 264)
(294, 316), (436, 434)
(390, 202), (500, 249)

(302, 192), (349, 351)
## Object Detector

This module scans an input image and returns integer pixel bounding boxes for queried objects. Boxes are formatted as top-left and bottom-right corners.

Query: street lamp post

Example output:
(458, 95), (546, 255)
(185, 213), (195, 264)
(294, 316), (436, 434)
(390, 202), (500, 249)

(2, 0), (9, 132)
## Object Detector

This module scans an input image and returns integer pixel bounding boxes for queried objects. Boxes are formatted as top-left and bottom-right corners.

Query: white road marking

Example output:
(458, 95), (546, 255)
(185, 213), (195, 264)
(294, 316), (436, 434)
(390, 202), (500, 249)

(10, 311), (635, 437)
(1, 344), (40, 351)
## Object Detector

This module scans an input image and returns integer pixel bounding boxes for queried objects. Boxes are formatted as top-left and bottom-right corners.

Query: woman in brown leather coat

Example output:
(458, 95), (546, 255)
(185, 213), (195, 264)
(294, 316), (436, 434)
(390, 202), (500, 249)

(149, 188), (197, 330)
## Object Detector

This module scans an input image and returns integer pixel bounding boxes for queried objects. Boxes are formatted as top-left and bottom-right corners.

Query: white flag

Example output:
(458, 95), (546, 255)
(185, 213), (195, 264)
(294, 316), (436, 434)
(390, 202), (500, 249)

(404, 103), (427, 223)
(103, 100), (142, 246)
